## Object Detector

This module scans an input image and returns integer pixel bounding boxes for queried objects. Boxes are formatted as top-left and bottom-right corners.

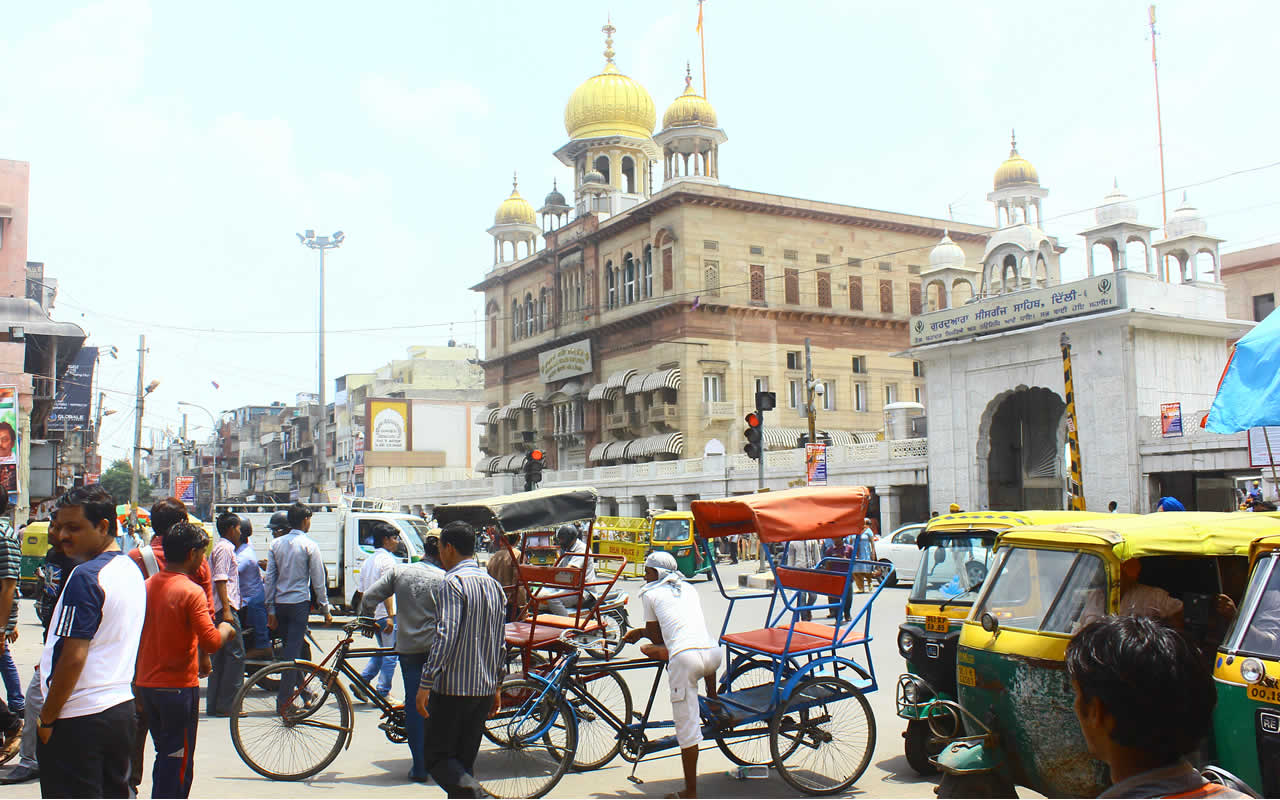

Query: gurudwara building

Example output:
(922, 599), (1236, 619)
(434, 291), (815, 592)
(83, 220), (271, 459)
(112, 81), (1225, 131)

(474, 23), (990, 482)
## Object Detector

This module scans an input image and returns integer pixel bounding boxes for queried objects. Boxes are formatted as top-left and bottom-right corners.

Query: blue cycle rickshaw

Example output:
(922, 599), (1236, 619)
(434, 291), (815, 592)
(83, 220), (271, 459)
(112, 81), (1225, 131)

(469, 485), (891, 798)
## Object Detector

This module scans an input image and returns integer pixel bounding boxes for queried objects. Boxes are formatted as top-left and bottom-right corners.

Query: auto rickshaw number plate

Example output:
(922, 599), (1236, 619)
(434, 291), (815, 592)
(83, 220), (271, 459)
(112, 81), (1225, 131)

(957, 665), (976, 687)
(1248, 685), (1280, 706)
(926, 615), (950, 633)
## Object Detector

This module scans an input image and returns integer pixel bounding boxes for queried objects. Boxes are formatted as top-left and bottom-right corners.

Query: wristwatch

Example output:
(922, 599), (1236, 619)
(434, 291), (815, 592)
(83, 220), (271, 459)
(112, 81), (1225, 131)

(38, 718), (54, 729)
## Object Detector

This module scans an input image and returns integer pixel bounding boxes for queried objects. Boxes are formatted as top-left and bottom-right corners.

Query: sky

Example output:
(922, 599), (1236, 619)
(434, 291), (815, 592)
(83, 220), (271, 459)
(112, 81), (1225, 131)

(2, 0), (1277, 464)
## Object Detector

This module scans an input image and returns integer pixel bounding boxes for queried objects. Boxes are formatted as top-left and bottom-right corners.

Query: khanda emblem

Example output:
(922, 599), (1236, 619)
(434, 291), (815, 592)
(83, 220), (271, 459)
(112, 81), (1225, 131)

(1098, 278), (1112, 294)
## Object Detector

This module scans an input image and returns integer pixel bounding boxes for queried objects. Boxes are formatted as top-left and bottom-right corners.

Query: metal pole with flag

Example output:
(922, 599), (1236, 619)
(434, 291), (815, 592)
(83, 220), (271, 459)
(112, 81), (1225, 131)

(1202, 309), (1280, 500)
(696, 0), (707, 98)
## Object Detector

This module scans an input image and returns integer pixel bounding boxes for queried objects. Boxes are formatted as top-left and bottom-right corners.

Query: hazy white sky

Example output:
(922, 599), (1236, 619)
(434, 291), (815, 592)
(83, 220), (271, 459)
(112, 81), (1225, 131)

(3, 0), (1276, 464)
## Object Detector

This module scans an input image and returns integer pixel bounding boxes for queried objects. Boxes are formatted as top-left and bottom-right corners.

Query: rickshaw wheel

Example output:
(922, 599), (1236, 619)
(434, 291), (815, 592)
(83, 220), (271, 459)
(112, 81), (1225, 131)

(714, 659), (786, 766)
(936, 771), (1016, 799)
(769, 676), (875, 795)
(904, 719), (940, 775)
(568, 668), (632, 771)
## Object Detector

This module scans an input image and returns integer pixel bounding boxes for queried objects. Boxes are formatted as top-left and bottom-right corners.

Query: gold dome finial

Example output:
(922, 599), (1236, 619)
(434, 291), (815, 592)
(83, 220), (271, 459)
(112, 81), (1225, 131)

(603, 18), (616, 67)
(512, 171), (518, 191)
(1010, 128), (1017, 155)
(993, 129), (1039, 189)
(685, 61), (693, 90)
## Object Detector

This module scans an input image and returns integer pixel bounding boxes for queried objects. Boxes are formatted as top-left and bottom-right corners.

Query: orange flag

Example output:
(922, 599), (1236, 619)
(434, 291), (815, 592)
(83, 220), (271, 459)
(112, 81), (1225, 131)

(696, 0), (703, 32)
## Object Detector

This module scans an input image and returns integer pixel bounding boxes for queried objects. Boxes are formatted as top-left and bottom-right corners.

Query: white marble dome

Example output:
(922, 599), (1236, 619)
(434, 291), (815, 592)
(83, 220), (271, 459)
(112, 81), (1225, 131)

(1166, 193), (1207, 237)
(1095, 182), (1139, 225)
(928, 231), (966, 270)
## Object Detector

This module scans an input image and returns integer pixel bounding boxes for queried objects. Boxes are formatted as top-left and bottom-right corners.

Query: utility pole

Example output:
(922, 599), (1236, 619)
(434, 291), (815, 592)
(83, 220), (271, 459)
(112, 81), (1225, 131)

(129, 335), (146, 529)
(92, 390), (105, 475)
(298, 229), (344, 501)
(804, 338), (817, 444)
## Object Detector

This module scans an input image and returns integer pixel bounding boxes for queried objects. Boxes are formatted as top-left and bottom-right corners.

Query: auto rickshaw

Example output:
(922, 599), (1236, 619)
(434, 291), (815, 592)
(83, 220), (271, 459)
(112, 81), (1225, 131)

(18, 520), (49, 597)
(648, 510), (714, 579)
(895, 510), (1120, 774)
(1212, 529), (1280, 796)
(930, 512), (1280, 798)
(521, 529), (560, 566)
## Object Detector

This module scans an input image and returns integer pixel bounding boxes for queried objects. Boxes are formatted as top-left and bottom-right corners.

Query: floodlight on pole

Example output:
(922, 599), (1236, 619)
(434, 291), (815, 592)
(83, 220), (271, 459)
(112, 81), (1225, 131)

(297, 228), (344, 501)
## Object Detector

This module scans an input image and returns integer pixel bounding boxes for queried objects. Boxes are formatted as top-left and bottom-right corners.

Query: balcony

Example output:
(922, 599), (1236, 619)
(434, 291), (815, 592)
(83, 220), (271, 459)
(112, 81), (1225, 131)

(33, 376), (56, 400)
(509, 429), (537, 447)
(648, 404), (679, 425)
(606, 411), (638, 431)
(478, 433), (492, 452)
(703, 401), (735, 421)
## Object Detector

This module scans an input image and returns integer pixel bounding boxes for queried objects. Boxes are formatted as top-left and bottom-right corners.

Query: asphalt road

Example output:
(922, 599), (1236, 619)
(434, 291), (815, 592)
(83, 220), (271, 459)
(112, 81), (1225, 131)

(0, 561), (1032, 798)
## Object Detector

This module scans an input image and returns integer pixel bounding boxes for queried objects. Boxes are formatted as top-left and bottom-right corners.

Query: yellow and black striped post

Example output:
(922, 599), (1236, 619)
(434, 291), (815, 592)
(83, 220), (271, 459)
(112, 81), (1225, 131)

(1061, 332), (1086, 510)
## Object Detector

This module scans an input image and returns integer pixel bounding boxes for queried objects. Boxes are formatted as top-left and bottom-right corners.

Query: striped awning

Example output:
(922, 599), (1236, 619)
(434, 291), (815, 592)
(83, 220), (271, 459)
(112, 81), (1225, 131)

(487, 453), (525, 473)
(590, 440), (632, 463)
(605, 369), (637, 391)
(588, 441), (610, 461)
(587, 383), (613, 402)
(554, 381), (583, 399)
(624, 372), (647, 395)
(515, 392), (538, 409)
(640, 368), (681, 392)
(628, 432), (685, 458)
(496, 404), (521, 420)
(475, 407), (500, 425)
(480, 455), (502, 474)
(824, 430), (857, 446)
(763, 427), (809, 450)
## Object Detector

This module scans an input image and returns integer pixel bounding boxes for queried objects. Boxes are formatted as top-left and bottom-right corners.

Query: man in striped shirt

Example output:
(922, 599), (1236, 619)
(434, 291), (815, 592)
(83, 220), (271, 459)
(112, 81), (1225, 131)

(415, 521), (505, 798)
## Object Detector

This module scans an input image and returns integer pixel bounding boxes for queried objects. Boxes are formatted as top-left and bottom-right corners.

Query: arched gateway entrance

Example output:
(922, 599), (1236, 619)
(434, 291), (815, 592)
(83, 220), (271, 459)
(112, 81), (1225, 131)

(980, 386), (1066, 511)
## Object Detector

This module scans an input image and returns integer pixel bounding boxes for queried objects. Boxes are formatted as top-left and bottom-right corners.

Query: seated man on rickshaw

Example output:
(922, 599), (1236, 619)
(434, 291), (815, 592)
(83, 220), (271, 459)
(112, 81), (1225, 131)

(1079, 558), (1237, 632)
(534, 524), (597, 617)
(622, 552), (721, 800)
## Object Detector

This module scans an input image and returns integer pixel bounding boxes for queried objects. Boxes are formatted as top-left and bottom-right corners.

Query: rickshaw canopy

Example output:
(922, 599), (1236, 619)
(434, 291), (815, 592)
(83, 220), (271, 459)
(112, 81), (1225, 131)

(1250, 533), (1280, 566)
(919, 510), (1124, 550)
(997, 512), (1280, 561)
(690, 486), (868, 542)
(432, 486), (598, 533)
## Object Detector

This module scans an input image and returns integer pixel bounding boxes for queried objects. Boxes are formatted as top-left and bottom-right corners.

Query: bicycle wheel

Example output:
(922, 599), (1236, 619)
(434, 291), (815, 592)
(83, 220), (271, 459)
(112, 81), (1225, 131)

(569, 667), (632, 771)
(769, 676), (875, 795)
(230, 661), (352, 781)
(475, 678), (577, 798)
(714, 659), (781, 766)
(587, 611), (624, 660)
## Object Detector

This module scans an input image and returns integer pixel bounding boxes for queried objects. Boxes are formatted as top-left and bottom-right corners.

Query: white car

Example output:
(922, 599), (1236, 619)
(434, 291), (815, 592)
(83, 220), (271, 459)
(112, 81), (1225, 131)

(875, 522), (927, 587)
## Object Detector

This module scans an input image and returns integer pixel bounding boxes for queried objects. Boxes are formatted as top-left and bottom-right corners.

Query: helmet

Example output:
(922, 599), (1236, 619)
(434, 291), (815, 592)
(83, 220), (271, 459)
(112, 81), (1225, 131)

(555, 524), (579, 550)
(267, 511), (290, 532)
(238, 517), (253, 537)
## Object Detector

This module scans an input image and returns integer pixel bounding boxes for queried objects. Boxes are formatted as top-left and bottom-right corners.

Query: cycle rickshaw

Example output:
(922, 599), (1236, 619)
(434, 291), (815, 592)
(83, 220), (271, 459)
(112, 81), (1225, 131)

(475, 485), (890, 798)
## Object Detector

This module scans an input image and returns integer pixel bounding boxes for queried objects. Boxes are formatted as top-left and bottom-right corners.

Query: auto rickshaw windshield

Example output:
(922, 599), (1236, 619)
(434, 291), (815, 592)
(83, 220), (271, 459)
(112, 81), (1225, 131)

(1225, 555), (1280, 659)
(652, 518), (690, 542)
(972, 546), (1108, 634)
(910, 537), (996, 604)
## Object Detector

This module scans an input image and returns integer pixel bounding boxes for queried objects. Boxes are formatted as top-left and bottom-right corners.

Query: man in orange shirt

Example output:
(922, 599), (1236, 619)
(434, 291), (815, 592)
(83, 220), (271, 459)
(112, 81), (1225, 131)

(135, 522), (234, 799)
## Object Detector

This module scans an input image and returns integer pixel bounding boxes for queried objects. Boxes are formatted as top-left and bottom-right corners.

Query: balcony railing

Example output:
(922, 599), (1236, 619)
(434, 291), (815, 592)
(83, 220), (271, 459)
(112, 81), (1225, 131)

(32, 376), (55, 400)
(648, 404), (679, 424)
(605, 411), (638, 430)
(703, 401), (735, 421)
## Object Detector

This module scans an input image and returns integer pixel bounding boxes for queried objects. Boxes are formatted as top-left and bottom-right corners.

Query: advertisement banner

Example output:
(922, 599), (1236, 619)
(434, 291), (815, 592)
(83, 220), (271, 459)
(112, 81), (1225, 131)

(1160, 402), (1184, 438)
(353, 431), (365, 475)
(910, 275), (1119, 346)
(175, 475), (196, 504)
(0, 386), (18, 498)
(367, 399), (410, 452)
(50, 347), (97, 428)
(805, 443), (828, 486)
(538, 339), (593, 383)
(1248, 427), (1280, 468)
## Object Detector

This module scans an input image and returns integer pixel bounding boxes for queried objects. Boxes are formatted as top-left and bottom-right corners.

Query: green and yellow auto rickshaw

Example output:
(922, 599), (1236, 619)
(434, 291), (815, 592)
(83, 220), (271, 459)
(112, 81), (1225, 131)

(930, 512), (1278, 798)
(1212, 529), (1280, 796)
(18, 520), (49, 597)
(896, 510), (1120, 775)
(649, 511), (714, 579)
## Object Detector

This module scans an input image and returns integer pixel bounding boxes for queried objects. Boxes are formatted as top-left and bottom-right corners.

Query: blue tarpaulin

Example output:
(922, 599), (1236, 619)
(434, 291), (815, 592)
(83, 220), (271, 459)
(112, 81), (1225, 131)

(1203, 309), (1280, 433)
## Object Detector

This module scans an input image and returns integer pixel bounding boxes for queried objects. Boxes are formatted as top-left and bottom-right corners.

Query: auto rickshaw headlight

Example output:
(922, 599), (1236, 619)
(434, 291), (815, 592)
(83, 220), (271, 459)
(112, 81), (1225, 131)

(898, 630), (915, 657)
(1241, 658), (1266, 685)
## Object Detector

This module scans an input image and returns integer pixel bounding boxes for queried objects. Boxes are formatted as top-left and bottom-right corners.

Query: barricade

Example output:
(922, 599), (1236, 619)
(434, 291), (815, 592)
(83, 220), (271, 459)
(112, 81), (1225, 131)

(592, 516), (651, 579)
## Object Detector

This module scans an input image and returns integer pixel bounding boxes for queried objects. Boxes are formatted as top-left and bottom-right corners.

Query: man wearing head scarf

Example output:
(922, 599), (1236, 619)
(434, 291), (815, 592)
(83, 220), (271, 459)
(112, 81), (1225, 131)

(1155, 496), (1186, 512)
(622, 552), (721, 799)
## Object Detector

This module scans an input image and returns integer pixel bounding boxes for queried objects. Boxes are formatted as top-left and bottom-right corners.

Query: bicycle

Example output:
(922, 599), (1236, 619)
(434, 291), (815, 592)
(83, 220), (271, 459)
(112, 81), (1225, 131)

(229, 617), (406, 781)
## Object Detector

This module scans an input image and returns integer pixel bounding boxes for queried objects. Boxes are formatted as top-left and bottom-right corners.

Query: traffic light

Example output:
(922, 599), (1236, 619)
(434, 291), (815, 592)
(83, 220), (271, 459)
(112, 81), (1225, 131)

(743, 412), (763, 461)
(523, 449), (545, 491)
(755, 391), (776, 412)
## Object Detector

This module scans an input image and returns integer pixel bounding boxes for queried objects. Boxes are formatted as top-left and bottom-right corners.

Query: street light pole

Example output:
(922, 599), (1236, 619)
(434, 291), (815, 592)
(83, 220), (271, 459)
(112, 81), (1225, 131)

(178, 400), (220, 511)
(297, 229), (344, 502)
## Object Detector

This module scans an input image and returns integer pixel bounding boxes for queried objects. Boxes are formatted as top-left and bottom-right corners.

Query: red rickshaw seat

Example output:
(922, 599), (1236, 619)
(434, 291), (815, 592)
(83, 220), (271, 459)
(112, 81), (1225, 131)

(505, 619), (601, 650)
(721, 627), (830, 655)
(787, 621), (869, 644)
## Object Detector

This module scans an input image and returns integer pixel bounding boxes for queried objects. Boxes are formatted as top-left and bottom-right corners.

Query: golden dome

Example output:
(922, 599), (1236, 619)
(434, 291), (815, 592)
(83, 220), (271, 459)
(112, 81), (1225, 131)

(564, 23), (656, 140)
(993, 131), (1039, 190)
(662, 67), (717, 130)
(494, 176), (536, 226)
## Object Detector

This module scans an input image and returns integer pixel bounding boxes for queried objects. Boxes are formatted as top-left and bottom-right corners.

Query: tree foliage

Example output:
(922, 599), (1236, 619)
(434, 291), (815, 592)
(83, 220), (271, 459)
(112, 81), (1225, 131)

(99, 459), (154, 506)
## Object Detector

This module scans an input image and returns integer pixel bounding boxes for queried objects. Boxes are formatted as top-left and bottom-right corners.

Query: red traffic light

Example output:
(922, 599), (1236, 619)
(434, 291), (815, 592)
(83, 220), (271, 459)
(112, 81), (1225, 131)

(745, 412), (761, 428)
(529, 449), (545, 462)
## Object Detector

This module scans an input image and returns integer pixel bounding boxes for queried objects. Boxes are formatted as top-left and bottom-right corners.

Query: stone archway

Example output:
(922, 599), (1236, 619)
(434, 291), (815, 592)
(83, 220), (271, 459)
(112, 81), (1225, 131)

(977, 386), (1067, 511)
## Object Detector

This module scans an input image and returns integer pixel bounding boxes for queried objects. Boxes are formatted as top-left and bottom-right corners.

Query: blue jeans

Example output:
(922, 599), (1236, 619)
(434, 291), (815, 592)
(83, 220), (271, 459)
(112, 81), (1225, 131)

(398, 652), (427, 779)
(360, 622), (398, 696)
(137, 686), (200, 799)
(239, 593), (270, 650)
(0, 648), (22, 712)
(273, 601), (311, 707)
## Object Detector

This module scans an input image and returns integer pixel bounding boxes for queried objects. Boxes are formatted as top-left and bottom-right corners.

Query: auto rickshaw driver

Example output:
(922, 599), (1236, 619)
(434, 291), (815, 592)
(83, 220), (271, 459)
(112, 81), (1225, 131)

(1078, 558), (1237, 631)
(535, 524), (596, 616)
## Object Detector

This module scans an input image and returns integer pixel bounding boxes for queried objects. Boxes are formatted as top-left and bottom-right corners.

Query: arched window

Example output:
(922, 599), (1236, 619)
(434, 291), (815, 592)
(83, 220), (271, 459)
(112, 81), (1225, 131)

(489, 313), (497, 348)
(704, 261), (720, 297)
(623, 253), (636, 305)
(606, 261), (616, 309)
(816, 271), (832, 308)
(538, 289), (548, 331)
(524, 293), (534, 337)
(511, 300), (520, 340)
(594, 155), (611, 185)
(643, 246), (653, 298)
(621, 156), (636, 193)
(575, 273), (584, 310)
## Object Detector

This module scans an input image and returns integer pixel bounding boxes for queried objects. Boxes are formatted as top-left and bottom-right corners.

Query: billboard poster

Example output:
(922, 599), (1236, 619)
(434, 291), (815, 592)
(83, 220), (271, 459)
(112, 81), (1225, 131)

(1160, 402), (1184, 438)
(910, 275), (1119, 346)
(175, 476), (196, 504)
(0, 386), (18, 499)
(805, 443), (828, 486)
(367, 399), (410, 452)
(1248, 427), (1280, 468)
(50, 347), (97, 428)
(353, 431), (365, 475)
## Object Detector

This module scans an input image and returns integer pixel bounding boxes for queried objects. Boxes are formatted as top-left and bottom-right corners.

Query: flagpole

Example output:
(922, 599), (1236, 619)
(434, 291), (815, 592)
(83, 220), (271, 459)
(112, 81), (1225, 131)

(1265, 427), (1279, 501)
(697, 0), (707, 98)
